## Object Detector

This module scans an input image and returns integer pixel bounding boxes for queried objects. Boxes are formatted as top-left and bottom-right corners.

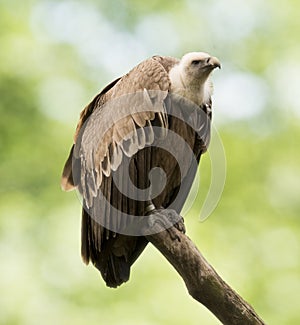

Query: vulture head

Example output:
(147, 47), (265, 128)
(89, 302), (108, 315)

(181, 52), (221, 82)
(169, 52), (221, 106)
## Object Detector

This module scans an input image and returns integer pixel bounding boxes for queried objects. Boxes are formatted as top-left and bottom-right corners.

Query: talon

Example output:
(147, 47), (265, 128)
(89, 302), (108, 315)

(145, 208), (185, 239)
(174, 217), (186, 234)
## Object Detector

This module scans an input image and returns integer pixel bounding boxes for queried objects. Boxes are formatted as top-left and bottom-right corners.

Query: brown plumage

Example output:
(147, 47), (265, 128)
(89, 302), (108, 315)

(61, 52), (220, 287)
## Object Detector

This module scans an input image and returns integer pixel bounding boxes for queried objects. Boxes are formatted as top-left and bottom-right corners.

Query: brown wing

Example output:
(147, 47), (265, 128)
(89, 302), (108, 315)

(61, 57), (173, 286)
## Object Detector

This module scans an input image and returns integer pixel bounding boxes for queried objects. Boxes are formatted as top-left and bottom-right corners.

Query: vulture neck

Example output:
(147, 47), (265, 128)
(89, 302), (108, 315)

(169, 65), (213, 106)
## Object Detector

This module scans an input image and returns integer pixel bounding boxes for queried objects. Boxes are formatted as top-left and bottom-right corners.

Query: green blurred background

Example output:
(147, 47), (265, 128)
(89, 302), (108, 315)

(1, 0), (299, 324)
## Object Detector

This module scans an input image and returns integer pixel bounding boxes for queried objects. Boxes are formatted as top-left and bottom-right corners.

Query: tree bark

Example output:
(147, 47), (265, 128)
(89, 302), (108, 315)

(145, 220), (266, 325)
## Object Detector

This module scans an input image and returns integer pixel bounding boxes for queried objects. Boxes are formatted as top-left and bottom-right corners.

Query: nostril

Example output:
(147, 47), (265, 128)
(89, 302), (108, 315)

(206, 57), (211, 64)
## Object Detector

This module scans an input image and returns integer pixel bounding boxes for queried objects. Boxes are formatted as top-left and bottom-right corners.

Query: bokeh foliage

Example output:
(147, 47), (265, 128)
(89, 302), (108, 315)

(0, 0), (299, 324)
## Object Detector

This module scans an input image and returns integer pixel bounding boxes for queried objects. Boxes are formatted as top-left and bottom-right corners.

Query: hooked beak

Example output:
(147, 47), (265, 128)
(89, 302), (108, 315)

(206, 56), (221, 69)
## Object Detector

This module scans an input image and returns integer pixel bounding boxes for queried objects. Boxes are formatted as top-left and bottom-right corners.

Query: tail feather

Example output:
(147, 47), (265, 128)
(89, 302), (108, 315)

(97, 254), (130, 288)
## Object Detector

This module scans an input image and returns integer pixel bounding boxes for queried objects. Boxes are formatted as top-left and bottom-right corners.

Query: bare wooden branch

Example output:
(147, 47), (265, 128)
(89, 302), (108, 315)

(145, 222), (266, 325)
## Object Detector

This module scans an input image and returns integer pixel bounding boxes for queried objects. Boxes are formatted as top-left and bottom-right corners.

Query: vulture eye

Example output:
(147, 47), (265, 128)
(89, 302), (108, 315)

(191, 60), (201, 65)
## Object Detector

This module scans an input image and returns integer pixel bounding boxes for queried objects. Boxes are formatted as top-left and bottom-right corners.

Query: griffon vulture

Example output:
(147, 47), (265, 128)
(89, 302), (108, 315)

(61, 52), (221, 287)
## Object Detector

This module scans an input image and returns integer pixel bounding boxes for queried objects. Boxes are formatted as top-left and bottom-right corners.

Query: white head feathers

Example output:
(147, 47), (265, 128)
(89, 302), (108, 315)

(169, 52), (220, 106)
